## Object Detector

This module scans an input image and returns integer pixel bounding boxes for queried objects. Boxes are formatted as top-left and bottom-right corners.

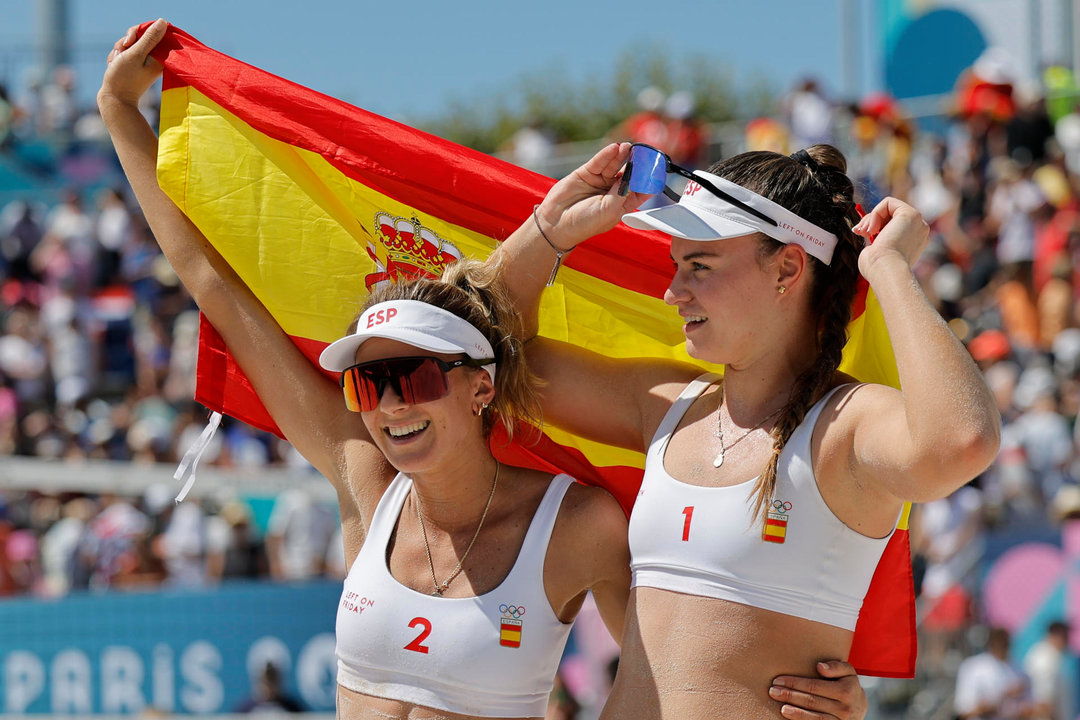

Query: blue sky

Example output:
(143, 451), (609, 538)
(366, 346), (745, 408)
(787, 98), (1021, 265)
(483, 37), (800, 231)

(1, 0), (878, 124)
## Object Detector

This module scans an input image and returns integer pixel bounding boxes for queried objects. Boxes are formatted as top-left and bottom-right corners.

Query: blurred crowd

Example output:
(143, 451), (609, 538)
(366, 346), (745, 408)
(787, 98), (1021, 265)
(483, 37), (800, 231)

(0, 65), (348, 600)
(0, 485), (345, 598)
(4, 46), (1080, 717)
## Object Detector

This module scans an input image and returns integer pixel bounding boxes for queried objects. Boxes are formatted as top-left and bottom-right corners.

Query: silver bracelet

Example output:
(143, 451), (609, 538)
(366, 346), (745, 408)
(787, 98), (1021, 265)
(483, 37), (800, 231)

(532, 205), (571, 286)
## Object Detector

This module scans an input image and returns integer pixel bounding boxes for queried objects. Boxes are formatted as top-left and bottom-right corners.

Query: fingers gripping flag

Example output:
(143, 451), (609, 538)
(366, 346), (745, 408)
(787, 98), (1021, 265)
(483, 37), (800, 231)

(146, 23), (916, 677)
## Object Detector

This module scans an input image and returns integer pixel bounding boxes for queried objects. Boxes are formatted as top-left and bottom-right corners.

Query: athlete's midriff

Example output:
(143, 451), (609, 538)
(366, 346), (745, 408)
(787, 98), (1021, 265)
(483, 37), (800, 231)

(601, 587), (854, 720)
(336, 685), (542, 720)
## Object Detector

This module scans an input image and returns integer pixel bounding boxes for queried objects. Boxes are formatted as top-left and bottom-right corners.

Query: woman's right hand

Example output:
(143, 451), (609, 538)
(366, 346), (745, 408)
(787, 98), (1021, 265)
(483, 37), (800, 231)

(534, 142), (651, 250)
(98, 19), (168, 112)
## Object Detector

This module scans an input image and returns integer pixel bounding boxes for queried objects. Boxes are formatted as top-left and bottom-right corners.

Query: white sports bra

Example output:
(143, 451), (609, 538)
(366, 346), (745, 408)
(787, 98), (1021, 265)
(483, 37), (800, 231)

(628, 374), (896, 631)
(335, 472), (574, 717)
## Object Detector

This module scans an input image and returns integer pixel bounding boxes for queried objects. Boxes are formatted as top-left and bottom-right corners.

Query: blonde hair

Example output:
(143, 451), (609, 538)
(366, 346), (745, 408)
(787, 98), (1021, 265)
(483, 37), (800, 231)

(353, 257), (542, 440)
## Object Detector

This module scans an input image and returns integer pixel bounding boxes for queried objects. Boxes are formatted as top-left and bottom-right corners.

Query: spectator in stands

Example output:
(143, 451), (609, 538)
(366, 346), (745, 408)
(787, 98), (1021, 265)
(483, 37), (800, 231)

(39, 66), (78, 139)
(785, 78), (833, 150)
(610, 85), (669, 151)
(988, 159), (1046, 268)
(265, 488), (336, 582)
(503, 116), (556, 175)
(1006, 83), (1055, 167)
(39, 495), (95, 595)
(152, 491), (209, 588)
(5, 528), (43, 595)
(1010, 365), (1072, 503)
(664, 91), (706, 169)
(206, 500), (264, 582)
(954, 627), (1034, 719)
(94, 187), (132, 286)
(81, 493), (149, 589)
(0, 305), (48, 414)
(1, 200), (44, 282)
(911, 480), (985, 673)
(1023, 620), (1076, 720)
(43, 190), (97, 294)
(235, 661), (304, 713)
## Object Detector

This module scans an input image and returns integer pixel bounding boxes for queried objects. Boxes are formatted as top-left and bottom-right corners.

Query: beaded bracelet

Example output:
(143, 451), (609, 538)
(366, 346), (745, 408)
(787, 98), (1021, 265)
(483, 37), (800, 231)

(532, 205), (572, 286)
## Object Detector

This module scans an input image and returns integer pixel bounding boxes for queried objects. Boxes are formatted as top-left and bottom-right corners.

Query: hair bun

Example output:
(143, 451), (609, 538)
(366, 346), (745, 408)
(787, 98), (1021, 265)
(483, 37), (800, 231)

(790, 149), (821, 173)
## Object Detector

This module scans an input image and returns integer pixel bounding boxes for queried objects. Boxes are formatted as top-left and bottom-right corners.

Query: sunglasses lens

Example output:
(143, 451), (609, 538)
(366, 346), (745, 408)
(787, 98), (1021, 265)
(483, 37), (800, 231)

(341, 358), (451, 412)
(342, 366), (379, 412)
(397, 358), (449, 405)
(627, 145), (668, 195)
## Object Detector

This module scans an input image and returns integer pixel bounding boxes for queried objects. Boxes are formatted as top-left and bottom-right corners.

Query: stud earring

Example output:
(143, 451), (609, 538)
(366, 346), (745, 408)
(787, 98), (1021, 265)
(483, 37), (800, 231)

(777, 285), (787, 294)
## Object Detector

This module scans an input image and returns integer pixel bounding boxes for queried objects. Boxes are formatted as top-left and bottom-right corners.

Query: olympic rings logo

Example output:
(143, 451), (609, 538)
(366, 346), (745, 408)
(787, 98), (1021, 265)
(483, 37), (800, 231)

(500, 604), (526, 619)
(771, 500), (792, 514)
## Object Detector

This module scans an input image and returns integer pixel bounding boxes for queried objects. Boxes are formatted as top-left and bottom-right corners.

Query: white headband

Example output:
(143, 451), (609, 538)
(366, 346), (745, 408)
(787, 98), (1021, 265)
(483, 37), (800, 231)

(622, 170), (839, 265)
(319, 300), (496, 383)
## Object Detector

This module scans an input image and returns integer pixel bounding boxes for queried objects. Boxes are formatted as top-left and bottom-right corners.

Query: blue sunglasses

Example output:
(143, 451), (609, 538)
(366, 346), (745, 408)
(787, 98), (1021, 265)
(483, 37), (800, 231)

(618, 143), (777, 227)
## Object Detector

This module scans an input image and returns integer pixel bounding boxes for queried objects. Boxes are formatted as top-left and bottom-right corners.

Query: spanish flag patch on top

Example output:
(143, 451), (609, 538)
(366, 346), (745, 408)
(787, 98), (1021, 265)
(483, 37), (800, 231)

(762, 500), (792, 544)
(499, 604), (524, 648)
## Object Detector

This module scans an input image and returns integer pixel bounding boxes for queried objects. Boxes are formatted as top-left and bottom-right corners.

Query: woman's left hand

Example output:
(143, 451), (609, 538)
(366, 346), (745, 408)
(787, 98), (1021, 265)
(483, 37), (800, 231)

(769, 661), (868, 720)
(852, 196), (929, 280)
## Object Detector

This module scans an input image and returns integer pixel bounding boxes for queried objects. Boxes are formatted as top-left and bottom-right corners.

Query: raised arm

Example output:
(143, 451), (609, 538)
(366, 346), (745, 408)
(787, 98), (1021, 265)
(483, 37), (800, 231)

(97, 21), (389, 494)
(845, 198), (1000, 502)
(490, 145), (699, 451)
(493, 143), (642, 336)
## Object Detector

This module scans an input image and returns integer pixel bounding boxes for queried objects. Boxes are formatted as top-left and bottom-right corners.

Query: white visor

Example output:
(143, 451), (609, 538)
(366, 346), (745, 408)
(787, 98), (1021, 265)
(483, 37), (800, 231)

(319, 299), (496, 383)
(622, 170), (839, 265)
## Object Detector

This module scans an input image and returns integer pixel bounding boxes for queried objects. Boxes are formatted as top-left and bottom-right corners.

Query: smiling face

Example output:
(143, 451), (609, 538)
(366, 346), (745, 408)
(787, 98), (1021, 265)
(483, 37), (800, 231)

(664, 234), (785, 366)
(351, 337), (494, 475)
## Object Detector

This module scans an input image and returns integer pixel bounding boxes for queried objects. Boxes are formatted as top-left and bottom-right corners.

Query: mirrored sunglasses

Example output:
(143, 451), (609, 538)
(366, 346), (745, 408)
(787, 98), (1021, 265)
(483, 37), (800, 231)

(340, 355), (494, 412)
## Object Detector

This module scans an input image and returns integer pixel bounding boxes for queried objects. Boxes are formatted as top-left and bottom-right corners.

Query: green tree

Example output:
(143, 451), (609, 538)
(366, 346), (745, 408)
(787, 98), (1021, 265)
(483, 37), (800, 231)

(420, 45), (776, 154)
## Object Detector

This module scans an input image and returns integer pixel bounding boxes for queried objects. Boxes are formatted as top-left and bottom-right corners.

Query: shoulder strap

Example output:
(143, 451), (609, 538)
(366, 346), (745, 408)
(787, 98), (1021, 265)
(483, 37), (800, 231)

(647, 372), (721, 458)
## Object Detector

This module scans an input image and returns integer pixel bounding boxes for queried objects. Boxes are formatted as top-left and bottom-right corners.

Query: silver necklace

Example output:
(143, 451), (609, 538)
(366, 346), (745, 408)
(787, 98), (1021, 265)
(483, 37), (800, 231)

(714, 386), (783, 468)
(414, 460), (500, 596)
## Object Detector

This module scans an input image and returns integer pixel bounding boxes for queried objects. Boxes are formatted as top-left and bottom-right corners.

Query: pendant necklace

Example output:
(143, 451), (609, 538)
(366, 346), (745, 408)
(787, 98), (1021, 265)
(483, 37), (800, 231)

(415, 460), (500, 596)
(714, 385), (783, 468)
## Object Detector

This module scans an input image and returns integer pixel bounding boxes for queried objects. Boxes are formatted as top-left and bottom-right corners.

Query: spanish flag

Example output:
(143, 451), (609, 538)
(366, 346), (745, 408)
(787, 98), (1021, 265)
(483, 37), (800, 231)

(146, 24), (915, 677)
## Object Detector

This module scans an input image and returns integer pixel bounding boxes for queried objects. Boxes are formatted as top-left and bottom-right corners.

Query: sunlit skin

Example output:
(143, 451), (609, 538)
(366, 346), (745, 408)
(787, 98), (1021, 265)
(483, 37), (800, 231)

(353, 338), (496, 484)
(488, 140), (1000, 719)
(99, 21), (914, 719)
(665, 234), (805, 368)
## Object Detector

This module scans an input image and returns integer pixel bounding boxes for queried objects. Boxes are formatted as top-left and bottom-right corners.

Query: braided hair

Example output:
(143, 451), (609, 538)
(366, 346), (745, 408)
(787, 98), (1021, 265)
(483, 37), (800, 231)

(708, 144), (864, 522)
(352, 258), (543, 441)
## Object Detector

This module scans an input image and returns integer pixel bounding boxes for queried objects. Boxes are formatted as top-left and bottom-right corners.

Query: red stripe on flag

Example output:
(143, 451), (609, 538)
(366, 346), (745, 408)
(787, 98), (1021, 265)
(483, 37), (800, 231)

(848, 529), (917, 677)
(145, 24), (674, 300)
(852, 277), (868, 319)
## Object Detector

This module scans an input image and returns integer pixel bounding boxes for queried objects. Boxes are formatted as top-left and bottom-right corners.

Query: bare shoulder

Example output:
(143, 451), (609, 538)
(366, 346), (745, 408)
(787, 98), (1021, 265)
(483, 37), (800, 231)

(820, 377), (901, 426)
(551, 480), (629, 562)
(338, 438), (397, 519)
(638, 362), (716, 425)
(541, 474), (631, 626)
(814, 378), (898, 454)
